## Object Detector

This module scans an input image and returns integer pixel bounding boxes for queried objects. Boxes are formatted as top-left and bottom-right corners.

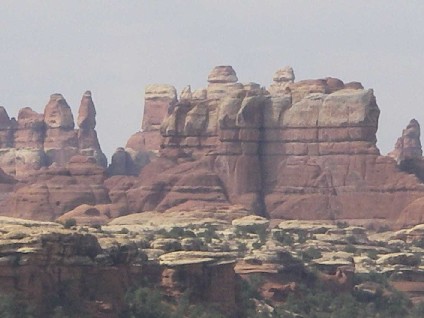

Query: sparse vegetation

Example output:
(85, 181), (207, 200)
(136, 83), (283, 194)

(273, 230), (294, 246)
(344, 243), (357, 254)
(297, 247), (322, 262)
(336, 221), (349, 229)
(0, 293), (34, 318)
(63, 218), (76, 229)
(366, 249), (379, 260)
(376, 224), (391, 233)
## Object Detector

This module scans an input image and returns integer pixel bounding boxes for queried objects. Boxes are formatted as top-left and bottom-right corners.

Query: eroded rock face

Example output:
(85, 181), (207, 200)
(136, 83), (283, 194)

(115, 65), (424, 224)
(0, 218), (146, 317)
(0, 155), (109, 221)
(2, 66), (424, 225)
(159, 251), (237, 311)
(108, 84), (175, 176)
(389, 119), (422, 164)
(0, 92), (107, 179)
(207, 65), (238, 83)
(0, 92), (109, 220)
(77, 90), (96, 129)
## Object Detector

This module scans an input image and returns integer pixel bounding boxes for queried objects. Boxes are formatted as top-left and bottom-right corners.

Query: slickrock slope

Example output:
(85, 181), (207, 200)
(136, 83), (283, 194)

(108, 66), (424, 224)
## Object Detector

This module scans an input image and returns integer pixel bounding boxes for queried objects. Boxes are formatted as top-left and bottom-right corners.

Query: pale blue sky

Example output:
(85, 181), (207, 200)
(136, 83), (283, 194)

(1, 1), (424, 158)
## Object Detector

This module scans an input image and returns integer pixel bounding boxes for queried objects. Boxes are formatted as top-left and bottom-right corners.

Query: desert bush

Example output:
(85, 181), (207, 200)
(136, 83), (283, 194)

(366, 249), (379, 260)
(336, 221), (349, 229)
(119, 227), (130, 234)
(198, 224), (219, 243)
(376, 224), (391, 233)
(344, 243), (357, 254)
(0, 293), (34, 318)
(297, 247), (322, 262)
(121, 287), (171, 318)
(273, 230), (294, 246)
(63, 218), (76, 229)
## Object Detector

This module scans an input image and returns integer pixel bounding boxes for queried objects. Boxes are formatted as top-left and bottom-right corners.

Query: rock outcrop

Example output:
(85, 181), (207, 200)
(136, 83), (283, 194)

(107, 84), (176, 176)
(389, 119), (422, 164)
(0, 92), (109, 220)
(108, 66), (424, 224)
(0, 155), (109, 221)
(2, 66), (424, 225)
(0, 92), (107, 179)
(0, 217), (144, 317)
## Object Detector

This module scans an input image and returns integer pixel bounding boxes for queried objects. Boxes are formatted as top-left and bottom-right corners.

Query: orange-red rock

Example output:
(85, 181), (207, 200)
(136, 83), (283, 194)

(115, 66), (424, 226)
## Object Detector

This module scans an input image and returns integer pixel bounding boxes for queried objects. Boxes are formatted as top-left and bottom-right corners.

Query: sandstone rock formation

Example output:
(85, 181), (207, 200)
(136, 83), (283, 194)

(107, 84), (177, 176)
(0, 92), (109, 221)
(0, 92), (107, 179)
(0, 155), (109, 221)
(388, 120), (424, 227)
(389, 119), (422, 164)
(0, 217), (148, 317)
(2, 66), (424, 225)
(109, 65), (424, 225)
(159, 251), (237, 311)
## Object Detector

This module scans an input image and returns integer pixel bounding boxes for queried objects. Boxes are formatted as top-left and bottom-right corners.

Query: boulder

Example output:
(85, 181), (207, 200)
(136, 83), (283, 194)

(232, 215), (270, 233)
(207, 65), (238, 83)
(57, 204), (112, 225)
(43, 93), (74, 129)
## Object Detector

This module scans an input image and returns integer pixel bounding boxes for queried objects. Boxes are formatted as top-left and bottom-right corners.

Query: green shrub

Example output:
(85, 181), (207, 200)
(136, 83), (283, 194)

(297, 247), (322, 262)
(119, 227), (130, 234)
(0, 293), (34, 318)
(237, 242), (247, 253)
(63, 218), (76, 229)
(121, 287), (171, 318)
(344, 243), (357, 254)
(252, 241), (264, 250)
(273, 230), (294, 246)
(91, 224), (102, 231)
(197, 224), (219, 243)
(410, 302), (424, 318)
(336, 221), (349, 229)
(297, 230), (308, 244)
(367, 249), (379, 260)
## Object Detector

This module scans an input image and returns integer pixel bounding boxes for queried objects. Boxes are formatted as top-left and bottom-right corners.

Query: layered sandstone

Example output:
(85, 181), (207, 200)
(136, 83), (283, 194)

(0, 93), (109, 221)
(0, 155), (109, 221)
(1, 66), (424, 225)
(389, 119), (422, 164)
(107, 84), (177, 176)
(0, 92), (107, 179)
(110, 66), (424, 224)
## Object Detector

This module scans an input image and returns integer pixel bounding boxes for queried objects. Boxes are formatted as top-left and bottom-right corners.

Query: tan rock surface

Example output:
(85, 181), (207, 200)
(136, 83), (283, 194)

(43, 93), (74, 129)
(207, 65), (238, 83)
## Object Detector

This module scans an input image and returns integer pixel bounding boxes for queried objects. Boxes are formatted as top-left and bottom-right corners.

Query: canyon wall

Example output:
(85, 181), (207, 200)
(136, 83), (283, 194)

(107, 66), (424, 225)
(1, 66), (424, 225)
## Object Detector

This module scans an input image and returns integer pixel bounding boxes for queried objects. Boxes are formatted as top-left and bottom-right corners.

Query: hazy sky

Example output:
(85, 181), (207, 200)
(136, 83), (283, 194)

(1, 1), (424, 159)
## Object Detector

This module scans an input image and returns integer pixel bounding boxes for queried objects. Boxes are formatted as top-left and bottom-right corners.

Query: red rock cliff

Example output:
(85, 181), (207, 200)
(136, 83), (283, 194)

(108, 66), (424, 224)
